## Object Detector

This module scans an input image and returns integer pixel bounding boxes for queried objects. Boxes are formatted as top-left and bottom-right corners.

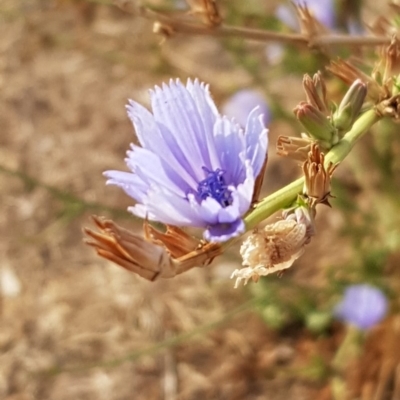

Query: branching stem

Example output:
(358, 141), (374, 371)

(244, 108), (381, 230)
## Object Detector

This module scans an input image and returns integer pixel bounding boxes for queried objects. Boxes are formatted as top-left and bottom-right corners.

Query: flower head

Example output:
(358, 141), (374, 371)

(105, 79), (268, 242)
(334, 284), (388, 330)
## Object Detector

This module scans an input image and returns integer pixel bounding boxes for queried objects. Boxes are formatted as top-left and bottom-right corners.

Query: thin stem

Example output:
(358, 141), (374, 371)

(244, 109), (381, 230)
(138, 7), (390, 48)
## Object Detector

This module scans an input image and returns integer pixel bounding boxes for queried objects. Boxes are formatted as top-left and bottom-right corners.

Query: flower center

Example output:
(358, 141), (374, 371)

(196, 167), (233, 207)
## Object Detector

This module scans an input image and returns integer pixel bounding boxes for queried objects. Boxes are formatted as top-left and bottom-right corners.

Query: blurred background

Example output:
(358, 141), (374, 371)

(1, 0), (400, 399)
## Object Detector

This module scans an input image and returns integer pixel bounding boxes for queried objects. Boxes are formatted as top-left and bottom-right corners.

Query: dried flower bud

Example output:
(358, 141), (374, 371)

(382, 36), (400, 84)
(294, 102), (338, 147)
(294, 2), (330, 41)
(328, 60), (382, 101)
(303, 72), (329, 113)
(231, 207), (314, 288)
(276, 1), (334, 33)
(185, 0), (222, 27)
(84, 216), (221, 281)
(376, 94), (400, 121)
(332, 79), (367, 132)
(302, 144), (337, 206)
(276, 135), (313, 161)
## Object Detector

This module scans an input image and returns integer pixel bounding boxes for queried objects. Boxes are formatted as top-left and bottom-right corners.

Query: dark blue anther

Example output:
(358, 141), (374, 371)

(196, 167), (233, 207)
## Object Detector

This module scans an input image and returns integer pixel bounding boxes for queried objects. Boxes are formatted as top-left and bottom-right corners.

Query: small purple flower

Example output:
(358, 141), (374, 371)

(334, 284), (388, 330)
(222, 90), (271, 128)
(105, 79), (268, 242)
(276, 0), (335, 31)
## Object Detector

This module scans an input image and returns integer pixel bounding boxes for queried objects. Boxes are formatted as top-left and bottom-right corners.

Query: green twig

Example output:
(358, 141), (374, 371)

(244, 108), (381, 230)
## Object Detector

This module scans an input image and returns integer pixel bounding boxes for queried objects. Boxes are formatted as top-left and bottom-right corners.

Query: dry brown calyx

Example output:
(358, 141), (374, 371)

(302, 71), (329, 114)
(277, 135), (314, 162)
(302, 143), (338, 207)
(84, 216), (221, 281)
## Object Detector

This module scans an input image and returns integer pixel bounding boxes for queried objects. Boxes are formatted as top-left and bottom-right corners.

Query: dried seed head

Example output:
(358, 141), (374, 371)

(232, 207), (315, 288)
(302, 144), (337, 207)
(84, 216), (221, 281)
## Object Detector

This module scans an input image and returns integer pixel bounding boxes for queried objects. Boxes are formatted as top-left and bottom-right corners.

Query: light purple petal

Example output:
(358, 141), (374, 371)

(127, 100), (198, 187)
(216, 200), (241, 224)
(245, 108), (269, 178)
(150, 80), (217, 181)
(204, 219), (245, 242)
(235, 162), (255, 214)
(132, 187), (206, 227)
(125, 145), (192, 195)
(104, 170), (148, 203)
(213, 116), (246, 185)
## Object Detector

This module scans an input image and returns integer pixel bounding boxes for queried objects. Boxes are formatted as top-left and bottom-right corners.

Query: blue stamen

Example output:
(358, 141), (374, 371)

(196, 167), (233, 207)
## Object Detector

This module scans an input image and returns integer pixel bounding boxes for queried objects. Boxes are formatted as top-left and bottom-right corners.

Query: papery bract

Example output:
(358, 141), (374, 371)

(105, 79), (268, 242)
(334, 284), (388, 330)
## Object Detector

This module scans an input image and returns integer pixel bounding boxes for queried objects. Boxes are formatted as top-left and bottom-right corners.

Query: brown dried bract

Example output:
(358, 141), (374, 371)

(276, 135), (313, 162)
(251, 153), (268, 207)
(328, 59), (383, 101)
(302, 144), (338, 207)
(186, 0), (222, 27)
(84, 216), (222, 281)
(302, 72), (329, 114)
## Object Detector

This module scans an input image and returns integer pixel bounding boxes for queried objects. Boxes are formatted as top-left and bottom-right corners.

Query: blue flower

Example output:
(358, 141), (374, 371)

(222, 90), (271, 128)
(334, 284), (388, 330)
(104, 79), (269, 242)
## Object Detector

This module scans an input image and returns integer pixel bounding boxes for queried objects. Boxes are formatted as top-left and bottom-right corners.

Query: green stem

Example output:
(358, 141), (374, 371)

(244, 109), (381, 230)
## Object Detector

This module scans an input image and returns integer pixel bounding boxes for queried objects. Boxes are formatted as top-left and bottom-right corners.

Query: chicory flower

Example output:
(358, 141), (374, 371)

(334, 284), (388, 330)
(105, 79), (268, 242)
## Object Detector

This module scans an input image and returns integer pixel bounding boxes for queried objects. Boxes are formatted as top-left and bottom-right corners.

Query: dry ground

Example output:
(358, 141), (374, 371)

(0, 1), (397, 399)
